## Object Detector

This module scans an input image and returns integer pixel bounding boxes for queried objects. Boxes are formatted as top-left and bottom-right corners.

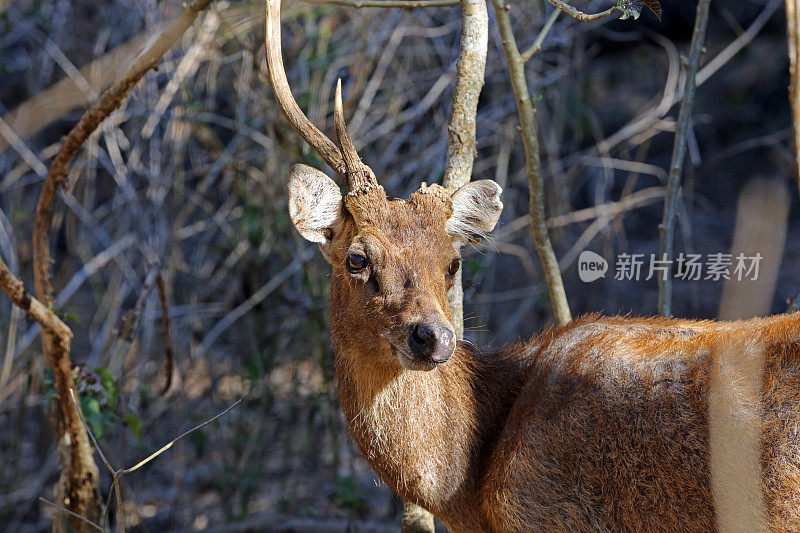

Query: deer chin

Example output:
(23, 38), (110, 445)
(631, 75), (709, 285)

(397, 351), (440, 372)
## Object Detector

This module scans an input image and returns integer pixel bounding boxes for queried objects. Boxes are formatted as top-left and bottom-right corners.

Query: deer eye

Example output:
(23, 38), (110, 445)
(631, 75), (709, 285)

(447, 258), (461, 277)
(346, 253), (368, 273)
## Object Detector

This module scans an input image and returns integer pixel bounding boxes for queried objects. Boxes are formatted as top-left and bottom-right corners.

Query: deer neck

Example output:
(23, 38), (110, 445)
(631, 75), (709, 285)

(329, 282), (516, 528)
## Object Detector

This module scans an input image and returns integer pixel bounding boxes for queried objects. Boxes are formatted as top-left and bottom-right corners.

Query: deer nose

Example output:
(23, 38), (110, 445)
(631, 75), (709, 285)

(409, 323), (456, 363)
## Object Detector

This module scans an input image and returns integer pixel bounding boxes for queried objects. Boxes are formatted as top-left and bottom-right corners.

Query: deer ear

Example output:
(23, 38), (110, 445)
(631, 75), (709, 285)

(447, 180), (503, 247)
(288, 164), (344, 245)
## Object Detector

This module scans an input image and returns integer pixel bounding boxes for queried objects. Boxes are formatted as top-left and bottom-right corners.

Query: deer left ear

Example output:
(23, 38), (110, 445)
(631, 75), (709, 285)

(288, 164), (344, 248)
(446, 180), (503, 248)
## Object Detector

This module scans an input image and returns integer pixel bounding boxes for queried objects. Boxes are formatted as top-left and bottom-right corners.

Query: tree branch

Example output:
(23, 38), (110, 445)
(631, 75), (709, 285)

(521, 8), (561, 63)
(0, 255), (72, 342)
(544, 0), (620, 22)
(492, 0), (571, 325)
(657, 0), (711, 316)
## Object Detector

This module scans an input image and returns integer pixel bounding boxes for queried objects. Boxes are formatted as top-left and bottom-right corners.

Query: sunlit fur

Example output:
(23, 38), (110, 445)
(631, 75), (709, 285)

(291, 177), (800, 532)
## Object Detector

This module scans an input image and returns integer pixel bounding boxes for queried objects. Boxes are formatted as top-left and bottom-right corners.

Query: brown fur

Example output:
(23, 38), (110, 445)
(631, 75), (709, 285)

(291, 179), (800, 532)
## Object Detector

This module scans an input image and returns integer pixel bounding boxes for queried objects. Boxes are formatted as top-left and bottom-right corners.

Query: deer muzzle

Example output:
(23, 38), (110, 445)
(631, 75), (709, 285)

(408, 322), (456, 365)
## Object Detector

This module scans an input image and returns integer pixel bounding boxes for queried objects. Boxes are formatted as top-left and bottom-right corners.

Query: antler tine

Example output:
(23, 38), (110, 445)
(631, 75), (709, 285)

(265, 0), (346, 176)
(334, 79), (378, 193)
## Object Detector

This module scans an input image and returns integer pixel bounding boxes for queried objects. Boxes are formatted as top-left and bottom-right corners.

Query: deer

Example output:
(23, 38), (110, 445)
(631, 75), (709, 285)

(265, 1), (800, 531)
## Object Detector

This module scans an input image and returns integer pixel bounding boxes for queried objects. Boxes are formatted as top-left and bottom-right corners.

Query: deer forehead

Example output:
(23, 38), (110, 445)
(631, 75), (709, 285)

(348, 199), (456, 260)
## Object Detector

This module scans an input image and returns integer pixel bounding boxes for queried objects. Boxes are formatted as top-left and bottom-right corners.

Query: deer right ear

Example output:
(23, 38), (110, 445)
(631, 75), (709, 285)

(288, 164), (344, 247)
(447, 180), (503, 247)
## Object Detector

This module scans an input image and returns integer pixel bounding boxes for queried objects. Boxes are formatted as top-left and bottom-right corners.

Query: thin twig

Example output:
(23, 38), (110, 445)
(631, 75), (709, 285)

(492, 0), (571, 325)
(199, 247), (313, 355)
(101, 479), (116, 532)
(544, 0), (619, 22)
(68, 388), (126, 532)
(657, 0), (711, 316)
(69, 388), (241, 531)
(68, 389), (114, 474)
(521, 8), (561, 63)
(38, 498), (104, 532)
(584, 0), (780, 162)
(120, 399), (242, 475)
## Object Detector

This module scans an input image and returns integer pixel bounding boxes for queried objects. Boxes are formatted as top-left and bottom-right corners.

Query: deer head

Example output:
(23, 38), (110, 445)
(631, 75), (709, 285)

(266, 0), (502, 371)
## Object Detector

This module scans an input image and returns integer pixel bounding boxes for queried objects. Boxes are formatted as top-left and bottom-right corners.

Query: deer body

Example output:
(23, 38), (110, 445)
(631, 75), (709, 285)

(335, 299), (800, 532)
(264, 1), (800, 527)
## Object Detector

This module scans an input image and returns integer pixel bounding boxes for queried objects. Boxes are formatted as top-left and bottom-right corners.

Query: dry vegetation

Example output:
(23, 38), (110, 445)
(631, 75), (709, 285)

(1, 0), (799, 530)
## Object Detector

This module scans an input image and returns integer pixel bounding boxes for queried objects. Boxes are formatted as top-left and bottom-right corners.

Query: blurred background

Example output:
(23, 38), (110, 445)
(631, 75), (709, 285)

(0, 0), (798, 530)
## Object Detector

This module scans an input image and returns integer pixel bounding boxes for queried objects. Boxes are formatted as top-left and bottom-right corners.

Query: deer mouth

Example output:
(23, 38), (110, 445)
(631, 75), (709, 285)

(384, 338), (441, 371)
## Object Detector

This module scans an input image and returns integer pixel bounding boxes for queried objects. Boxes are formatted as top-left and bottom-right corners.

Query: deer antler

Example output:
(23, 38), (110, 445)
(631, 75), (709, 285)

(264, 0), (346, 176)
(334, 79), (378, 193)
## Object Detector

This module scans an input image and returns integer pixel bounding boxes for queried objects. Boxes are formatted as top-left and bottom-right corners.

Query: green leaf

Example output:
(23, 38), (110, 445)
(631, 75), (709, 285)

(616, 0), (643, 20)
(124, 414), (143, 442)
(331, 475), (367, 515)
(80, 396), (106, 439)
(82, 397), (101, 416)
(94, 366), (120, 408)
(464, 259), (488, 276)
(51, 308), (80, 325)
(95, 367), (113, 392)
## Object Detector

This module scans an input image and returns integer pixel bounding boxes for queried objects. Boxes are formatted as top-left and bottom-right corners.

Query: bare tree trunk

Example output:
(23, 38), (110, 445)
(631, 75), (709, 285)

(399, 0), (489, 530)
(657, 0), (711, 316)
(492, 1), (571, 326)
(441, 0), (489, 338)
(788, 0), (800, 198)
(401, 502), (436, 533)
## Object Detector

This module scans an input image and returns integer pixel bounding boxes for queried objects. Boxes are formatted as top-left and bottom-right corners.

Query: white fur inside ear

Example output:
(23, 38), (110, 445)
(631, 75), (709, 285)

(447, 180), (503, 247)
(288, 164), (343, 244)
